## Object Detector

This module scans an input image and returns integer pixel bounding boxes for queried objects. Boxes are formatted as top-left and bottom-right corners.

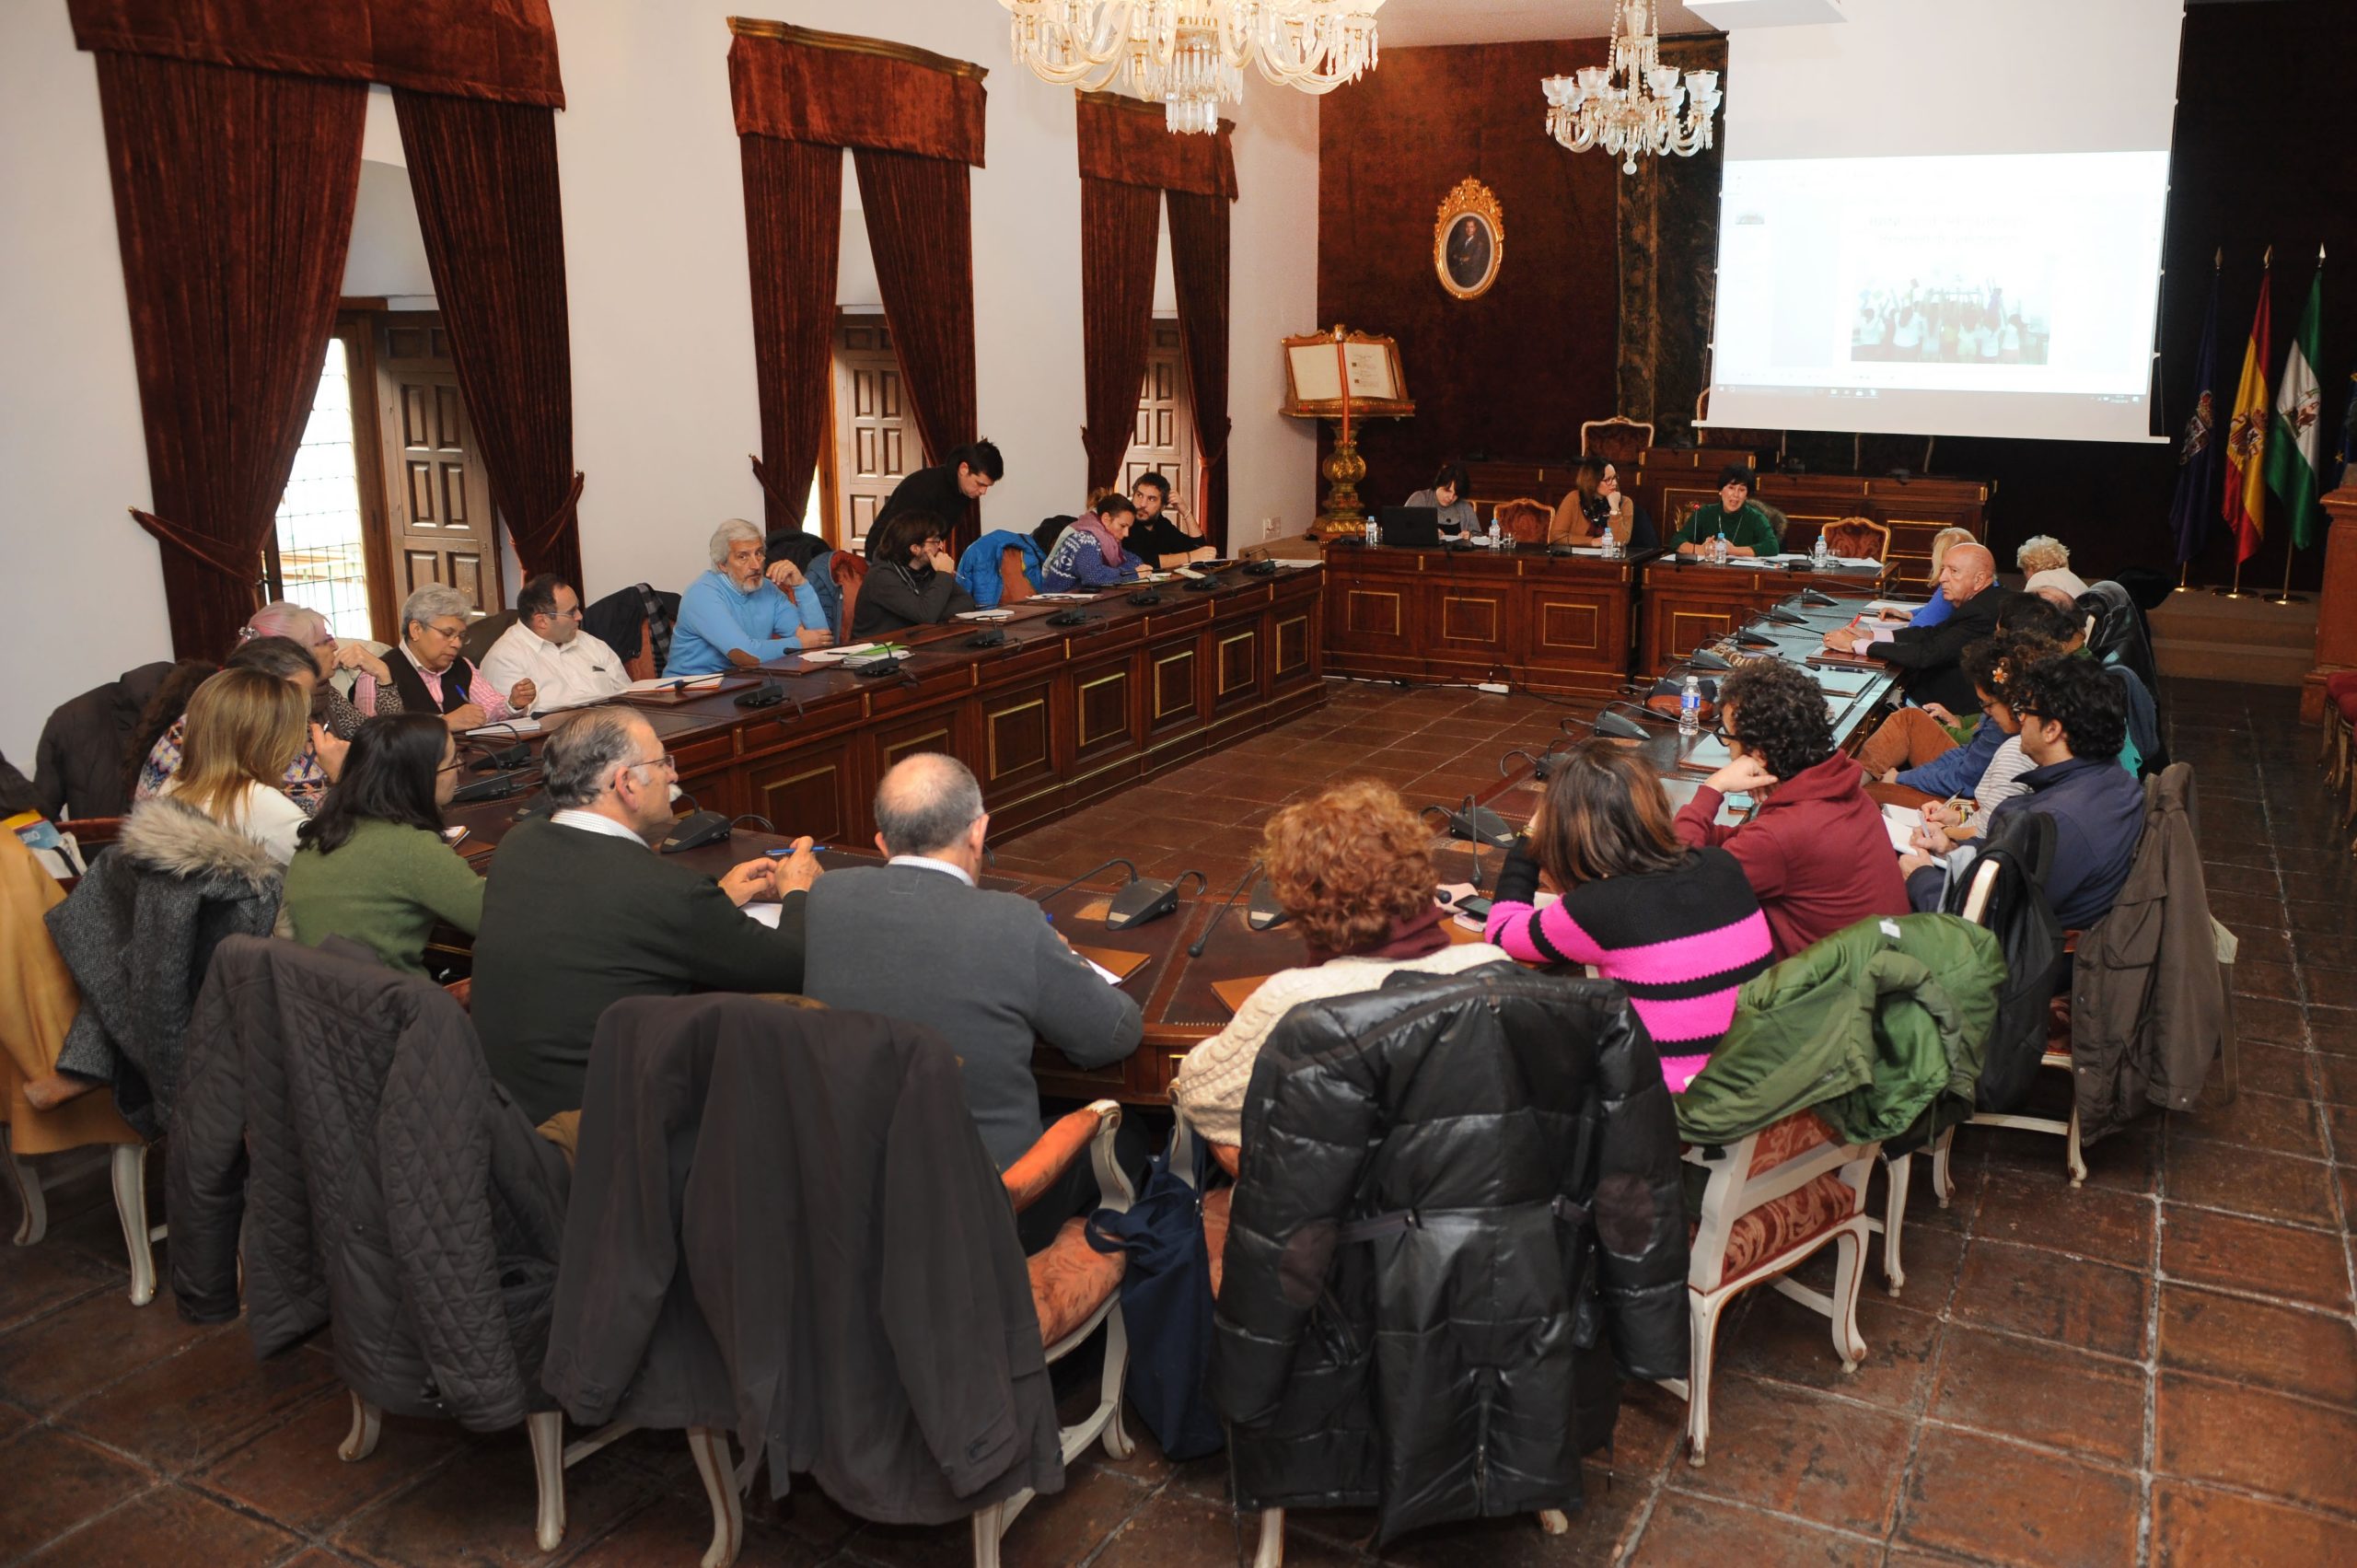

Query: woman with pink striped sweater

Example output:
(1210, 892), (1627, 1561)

(1485, 743), (1774, 1093)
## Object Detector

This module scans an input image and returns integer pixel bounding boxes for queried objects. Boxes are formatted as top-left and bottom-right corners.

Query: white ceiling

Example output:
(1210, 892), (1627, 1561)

(1376, 0), (1719, 49)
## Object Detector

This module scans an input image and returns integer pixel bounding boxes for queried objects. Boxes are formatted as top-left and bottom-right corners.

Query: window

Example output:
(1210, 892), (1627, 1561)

(266, 337), (373, 640)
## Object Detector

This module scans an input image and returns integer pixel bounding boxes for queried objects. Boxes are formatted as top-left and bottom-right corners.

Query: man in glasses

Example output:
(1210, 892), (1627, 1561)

(481, 575), (629, 712)
(472, 706), (823, 1124)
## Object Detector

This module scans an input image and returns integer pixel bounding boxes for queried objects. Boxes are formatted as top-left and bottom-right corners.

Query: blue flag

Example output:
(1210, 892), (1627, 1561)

(2167, 263), (2224, 566)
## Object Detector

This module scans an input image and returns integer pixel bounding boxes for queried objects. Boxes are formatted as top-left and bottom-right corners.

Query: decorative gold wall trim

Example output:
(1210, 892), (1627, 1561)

(1076, 670), (1129, 749)
(726, 17), (988, 79)
(984, 699), (1045, 777)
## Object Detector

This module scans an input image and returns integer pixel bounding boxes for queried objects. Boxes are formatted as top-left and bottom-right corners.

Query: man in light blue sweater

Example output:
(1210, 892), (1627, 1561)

(665, 517), (831, 676)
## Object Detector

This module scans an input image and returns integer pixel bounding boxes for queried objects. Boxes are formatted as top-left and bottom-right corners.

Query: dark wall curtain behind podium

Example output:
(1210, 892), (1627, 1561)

(94, 52), (366, 660)
(395, 89), (583, 589)
(742, 139), (843, 536)
(1079, 177), (1163, 494)
(1167, 189), (1234, 552)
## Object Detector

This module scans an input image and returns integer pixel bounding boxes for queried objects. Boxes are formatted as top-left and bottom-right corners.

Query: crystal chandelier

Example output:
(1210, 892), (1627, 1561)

(1541, 0), (1719, 174)
(998, 1), (1384, 134)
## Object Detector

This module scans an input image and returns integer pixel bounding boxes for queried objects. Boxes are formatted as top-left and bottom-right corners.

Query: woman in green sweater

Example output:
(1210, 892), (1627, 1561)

(284, 714), (483, 975)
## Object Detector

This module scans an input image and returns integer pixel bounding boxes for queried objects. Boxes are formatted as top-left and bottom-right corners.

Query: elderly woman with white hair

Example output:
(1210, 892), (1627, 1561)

(665, 517), (832, 678)
(2017, 534), (2091, 602)
(355, 583), (536, 730)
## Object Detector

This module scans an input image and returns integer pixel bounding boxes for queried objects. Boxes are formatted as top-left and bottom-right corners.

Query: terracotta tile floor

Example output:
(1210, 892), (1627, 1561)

(5, 676), (2354, 1566)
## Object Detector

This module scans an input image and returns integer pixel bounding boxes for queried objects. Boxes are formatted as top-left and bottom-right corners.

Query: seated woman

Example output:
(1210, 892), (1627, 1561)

(1169, 779), (1507, 1144)
(1404, 460), (1480, 540)
(1668, 466), (1782, 558)
(283, 714), (484, 976)
(850, 510), (976, 638)
(1125, 472), (1216, 568)
(357, 583), (538, 727)
(1039, 494), (1151, 591)
(134, 633), (350, 815)
(1548, 459), (1658, 551)
(1674, 659), (1909, 959)
(1484, 743), (1771, 1093)
(157, 667), (312, 864)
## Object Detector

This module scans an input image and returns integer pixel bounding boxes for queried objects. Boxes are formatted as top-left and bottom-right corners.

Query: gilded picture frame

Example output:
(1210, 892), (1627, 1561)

(1434, 178), (1504, 300)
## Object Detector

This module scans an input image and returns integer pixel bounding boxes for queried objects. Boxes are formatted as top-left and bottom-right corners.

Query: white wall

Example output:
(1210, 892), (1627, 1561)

(0, 0), (1318, 766)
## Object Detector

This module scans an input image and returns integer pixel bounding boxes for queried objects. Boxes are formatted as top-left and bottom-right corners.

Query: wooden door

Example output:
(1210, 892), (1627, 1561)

(374, 313), (500, 615)
(833, 316), (912, 550)
(1121, 320), (1196, 505)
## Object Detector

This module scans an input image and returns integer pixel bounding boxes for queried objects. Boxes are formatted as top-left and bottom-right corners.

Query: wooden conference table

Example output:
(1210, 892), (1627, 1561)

(441, 581), (1902, 1108)
(1318, 538), (1888, 694)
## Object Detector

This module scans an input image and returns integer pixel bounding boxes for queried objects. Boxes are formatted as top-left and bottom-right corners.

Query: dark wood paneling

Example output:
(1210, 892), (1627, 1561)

(1149, 645), (1201, 732)
(1320, 544), (1637, 695)
(1072, 657), (1139, 764)
(744, 740), (857, 844)
(1636, 559), (1887, 676)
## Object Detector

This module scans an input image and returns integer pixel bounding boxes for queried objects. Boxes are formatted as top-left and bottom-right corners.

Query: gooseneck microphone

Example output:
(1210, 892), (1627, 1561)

(1560, 709), (1657, 742)
(1190, 861), (1261, 958)
(1029, 858), (1141, 907)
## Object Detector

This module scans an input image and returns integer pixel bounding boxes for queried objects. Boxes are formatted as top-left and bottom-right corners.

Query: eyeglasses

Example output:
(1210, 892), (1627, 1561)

(620, 753), (677, 778)
(416, 621), (467, 643)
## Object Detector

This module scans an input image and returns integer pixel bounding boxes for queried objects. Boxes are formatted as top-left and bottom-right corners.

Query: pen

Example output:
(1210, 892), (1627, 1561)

(763, 844), (831, 857)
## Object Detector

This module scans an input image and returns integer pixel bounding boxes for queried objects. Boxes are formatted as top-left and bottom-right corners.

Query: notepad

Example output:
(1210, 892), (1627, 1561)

(466, 716), (540, 735)
(1882, 805), (1923, 854)
(1213, 974), (1275, 1015)
(742, 901), (784, 928)
(955, 609), (1014, 621)
(1072, 945), (1150, 986)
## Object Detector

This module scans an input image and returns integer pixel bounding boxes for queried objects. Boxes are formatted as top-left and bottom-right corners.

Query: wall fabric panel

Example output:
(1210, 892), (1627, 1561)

(95, 51), (367, 660)
(1167, 187), (1235, 552)
(742, 136), (845, 538)
(1614, 34), (1724, 451)
(1080, 176), (1165, 494)
(394, 87), (584, 590)
(66, 0), (565, 107)
(1318, 39), (1617, 514)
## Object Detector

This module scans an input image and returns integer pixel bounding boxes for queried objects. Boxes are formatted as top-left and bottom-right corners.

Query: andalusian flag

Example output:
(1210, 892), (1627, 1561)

(2222, 261), (2272, 564)
(2265, 254), (2327, 551)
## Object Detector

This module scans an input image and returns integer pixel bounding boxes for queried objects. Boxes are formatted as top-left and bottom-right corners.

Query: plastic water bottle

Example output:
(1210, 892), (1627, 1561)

(1710, 528), (1729, 565)
(1489, 516), (1502, 548)
(1679, 676), (1701, 737)
(1363, 517), (1373, 546)
(1812, 530), (1831, 569)
(1369, 516), (1382, 548)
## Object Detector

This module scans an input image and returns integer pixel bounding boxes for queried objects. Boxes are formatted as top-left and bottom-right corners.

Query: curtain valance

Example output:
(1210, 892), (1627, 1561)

(1075, 92), (1235, 198)
(728, 20), (986, 166)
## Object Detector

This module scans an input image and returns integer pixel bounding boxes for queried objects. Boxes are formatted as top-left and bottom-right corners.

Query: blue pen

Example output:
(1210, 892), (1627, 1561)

(764, 844), (831, 857)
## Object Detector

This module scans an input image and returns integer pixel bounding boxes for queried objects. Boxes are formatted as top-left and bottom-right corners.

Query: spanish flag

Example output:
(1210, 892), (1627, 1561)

(2223, 257), (2272, 564)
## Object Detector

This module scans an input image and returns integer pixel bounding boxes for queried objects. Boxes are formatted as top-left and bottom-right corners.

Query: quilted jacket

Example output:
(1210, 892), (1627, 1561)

(1210, 963), (1687, 1543)
(541, 994), (1064, 1525)
(169, 935), (570, 1432)
(45, 794), (284, 1137)
(2071, 764), (2229, 1145)
(1675, 913), (2004, 1151)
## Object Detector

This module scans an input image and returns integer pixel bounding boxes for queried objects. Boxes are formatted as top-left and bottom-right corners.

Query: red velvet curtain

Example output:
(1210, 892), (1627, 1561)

(1167, 189), (1233, 553)
(394, 88), (583, 589)
(1080, 178), (1163, 494)
(95, 52), (366, 659)
(741, 138), (843, 536)
(853, 146), (981, 549)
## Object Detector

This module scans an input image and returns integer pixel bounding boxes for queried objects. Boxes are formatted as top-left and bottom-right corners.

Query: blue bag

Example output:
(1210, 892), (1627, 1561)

(1085, 1136), (1225, 1460)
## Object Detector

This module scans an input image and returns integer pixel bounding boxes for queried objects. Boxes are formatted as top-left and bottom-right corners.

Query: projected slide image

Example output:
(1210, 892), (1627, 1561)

(1851, 280), (2048, 366)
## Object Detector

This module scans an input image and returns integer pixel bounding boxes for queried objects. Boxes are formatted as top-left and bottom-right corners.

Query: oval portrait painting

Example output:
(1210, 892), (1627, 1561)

(1434, 179), (1504, 300)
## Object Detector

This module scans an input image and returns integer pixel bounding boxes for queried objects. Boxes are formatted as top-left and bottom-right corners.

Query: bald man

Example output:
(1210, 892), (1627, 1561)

(800, 753), (1144, 1250)
(1825, 540), (2006, 713)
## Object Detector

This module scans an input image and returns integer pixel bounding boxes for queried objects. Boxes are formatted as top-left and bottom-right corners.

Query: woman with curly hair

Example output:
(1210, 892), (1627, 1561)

(1485, 742), (1771, 1091)
(1169, 779), (1507, 1144)
(1674, 659), (1908, 959)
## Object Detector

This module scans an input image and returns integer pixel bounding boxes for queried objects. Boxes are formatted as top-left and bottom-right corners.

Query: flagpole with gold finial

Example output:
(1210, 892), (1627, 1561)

(2183, 243), (2223, 594)
(2275, 240), (2325, 605)
(2226, 245), (2273, 600)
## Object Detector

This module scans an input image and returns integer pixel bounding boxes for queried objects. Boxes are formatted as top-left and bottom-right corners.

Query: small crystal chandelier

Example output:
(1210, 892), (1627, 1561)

(1541, 0), (1719, 174)
(998, 1), (1384, 134)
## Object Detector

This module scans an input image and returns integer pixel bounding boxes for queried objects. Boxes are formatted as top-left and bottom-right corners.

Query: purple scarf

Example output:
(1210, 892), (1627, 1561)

(1306, 904), (1453, 967)
(1071, 515), (1129, 570)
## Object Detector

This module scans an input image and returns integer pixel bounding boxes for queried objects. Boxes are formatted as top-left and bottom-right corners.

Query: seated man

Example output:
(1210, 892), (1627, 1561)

(1851, 588), (2070, 791)
(851, 510), (976, 638)
(1822, 541), (2004, 714)
(1675, 659), (1910, 960)
(356, 584), (537, 731)
(1902, 655), (2143, 926)
(1125, 471), (1216, 568)
(866, 437), (1003, 557)
(1039, 494), (1151, 592)
(480, 574), (630, 711)
(668, 518), (832, 676)
(801, 753), (1143, 1251)
(1668, 466), (1781, 558)
(471, 706), (820, 1123)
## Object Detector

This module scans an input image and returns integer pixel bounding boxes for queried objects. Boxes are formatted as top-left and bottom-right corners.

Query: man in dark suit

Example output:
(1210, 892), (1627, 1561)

(471, 706), (821, 1123)
(1825, 541), (2004, 713)
(802, 752), (1144, 1250)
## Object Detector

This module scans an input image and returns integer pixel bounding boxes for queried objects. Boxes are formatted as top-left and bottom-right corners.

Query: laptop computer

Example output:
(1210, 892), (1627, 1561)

(1376, 505), (1443, 548)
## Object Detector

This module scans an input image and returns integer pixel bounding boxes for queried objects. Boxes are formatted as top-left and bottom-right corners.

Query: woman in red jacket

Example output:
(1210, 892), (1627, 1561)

(1673, 659), (1910, 959)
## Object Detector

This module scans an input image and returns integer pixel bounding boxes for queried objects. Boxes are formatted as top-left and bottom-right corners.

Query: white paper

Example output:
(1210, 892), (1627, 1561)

(625, 674), (723, 692)
(1864, 598), (1928, 616)
(955, 610), (1014, 621)
(468, 716), (540, 735)
(1882, 805), (1923, 854)
(1086, 957), (1126, 986)
(796, 642), (882, 665)
(742, 901), (784, 928)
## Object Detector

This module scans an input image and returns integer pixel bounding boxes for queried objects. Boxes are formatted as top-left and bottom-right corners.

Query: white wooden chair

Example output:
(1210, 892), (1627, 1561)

(2, 1139), (163, 1306)
(1169, 1111), (1573, 1567)
(1664, 1109), (1875, 1465)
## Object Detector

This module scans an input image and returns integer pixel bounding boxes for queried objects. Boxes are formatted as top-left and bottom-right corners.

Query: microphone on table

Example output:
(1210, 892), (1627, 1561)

(1799, 587), (1840, 607)
(1736, 630), (1780, 650)
(1029, 857), (1141, 907)
(1689, 647), (1735, 670)
(1423, 794), (1517, 891)
(464, 723), (530, 772)
(450, 766), (537, 805)
(1560, 708), (1658, 742)
(1764, 605), (1811, 627)
(1190, 861), (1261, 958)
(1498, 745), (1571, 781)
(1028, 858), (1202, 929)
